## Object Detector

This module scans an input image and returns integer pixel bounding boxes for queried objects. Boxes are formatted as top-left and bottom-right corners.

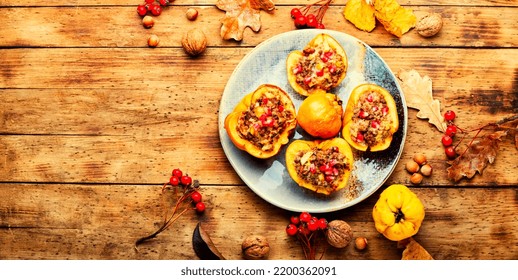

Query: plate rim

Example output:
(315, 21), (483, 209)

(218, 29), (408, 213)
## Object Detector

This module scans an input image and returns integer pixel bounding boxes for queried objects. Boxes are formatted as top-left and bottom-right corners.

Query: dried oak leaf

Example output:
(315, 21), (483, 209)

(397, 69), (447, 132)
(373, 0), (417, 37)
(343, 0), (376, 32)
(446, 131), (507, 182)
(397, 238), (434, 260)
(216, 0), (275, 41)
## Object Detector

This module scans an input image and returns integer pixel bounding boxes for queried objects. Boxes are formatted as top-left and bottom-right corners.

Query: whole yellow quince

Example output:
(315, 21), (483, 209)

(372, 184), (425, 241)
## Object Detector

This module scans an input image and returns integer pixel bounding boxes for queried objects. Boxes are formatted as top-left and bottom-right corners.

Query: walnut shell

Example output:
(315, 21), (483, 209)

(325, 220), (353, 248)
(181, 29), (207, 57)
(241, 235), (270, 260)
(416, 13), (443, 38)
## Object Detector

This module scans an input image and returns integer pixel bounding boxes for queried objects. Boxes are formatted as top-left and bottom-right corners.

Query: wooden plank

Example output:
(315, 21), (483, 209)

(1, 0), (516, 7)
(1, 131), (517, 185)
(0, 184), (516, 259)
(1, 6), (517, 47)
(1, 48), (517, 185)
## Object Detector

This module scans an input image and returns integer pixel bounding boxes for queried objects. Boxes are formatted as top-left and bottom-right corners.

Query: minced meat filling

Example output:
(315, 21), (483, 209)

(293, 146), (350, 192)
(292, 45), (346, 91)
(348, 90), (393, 147)
(237, 93), (294, 152)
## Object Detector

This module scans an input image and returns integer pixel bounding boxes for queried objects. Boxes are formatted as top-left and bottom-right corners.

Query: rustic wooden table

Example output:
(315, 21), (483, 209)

(0, 0), (517, 260)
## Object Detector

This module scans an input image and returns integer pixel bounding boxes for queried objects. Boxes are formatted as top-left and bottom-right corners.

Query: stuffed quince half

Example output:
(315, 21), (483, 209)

(285, 138), (354, 195)
(342, 84), (399, 152)
(224, 84), (297, 159)
(286, 33), (348, 96)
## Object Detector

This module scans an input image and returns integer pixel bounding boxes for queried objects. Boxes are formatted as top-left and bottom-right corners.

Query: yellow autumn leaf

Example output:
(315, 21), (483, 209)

(343, 0), (376, 32)
(396, 69), (447, 132)
(373, 0), (416, 37)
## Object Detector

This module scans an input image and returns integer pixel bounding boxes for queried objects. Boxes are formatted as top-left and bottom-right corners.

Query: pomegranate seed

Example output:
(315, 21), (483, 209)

(445, 125), (457, 137)
(181, 175), (192, 185)
(278, 105), (284, 112)
(316, 69), (324, 76)
(328, 64), (336, 74)
(307, 219), (319, 231)
(444, 110), (456, 122)
(137, 5), (148, 16)
(359, 110), (369, 119)
(304, 76), (312, 85)
(293, 64), (302, 74)
(321, 54), (329, 63)
(325, 175), (334, 182)
(371, 120), (380, 129)
(382, 106), (389, 115)
(442, 135), (453, 147)
(356, 132), (364, 142)
(367, 94), (374, 102)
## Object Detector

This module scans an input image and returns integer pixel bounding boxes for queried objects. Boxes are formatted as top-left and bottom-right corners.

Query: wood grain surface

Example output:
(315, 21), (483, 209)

(0, 0), (517, 260)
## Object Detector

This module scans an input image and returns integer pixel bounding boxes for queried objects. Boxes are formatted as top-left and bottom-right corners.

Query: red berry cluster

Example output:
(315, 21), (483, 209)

(441, 110), (459, 159)
(290, 0), (332, 29)
(167, 168), (205, 213)
(286, 212), (328, 236)
(136, 0), (172, 17)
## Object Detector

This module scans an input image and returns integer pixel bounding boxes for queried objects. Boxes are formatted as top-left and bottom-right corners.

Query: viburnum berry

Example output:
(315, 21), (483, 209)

(172, 168), (183, 178)
(137, 5), (148, 16)
(145, 0), (155, 4)
(445, 125), (457, 137)
(195, 201), (206, 213)
(290, 215), (300, 225)
(445, 146), (457, 159)
(158, 0), (169, 6)
(169, 176), (179, 186)
(286, 224), (298, 236)
(444, 110), (456, 122)
(299, 212), (312, 223)
(441, 135), (453, 147)
(191, 191), (202, 203)
(181, 175), (192, 186)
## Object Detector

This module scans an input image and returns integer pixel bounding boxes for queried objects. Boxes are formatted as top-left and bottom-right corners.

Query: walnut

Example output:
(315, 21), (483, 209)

(325, 220), (353, 248)
(241, 235), (270, 260)
(181, 29), (207, 57)
(416, 13), (443, 38)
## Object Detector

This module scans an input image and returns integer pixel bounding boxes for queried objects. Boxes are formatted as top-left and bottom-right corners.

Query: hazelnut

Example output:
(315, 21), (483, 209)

(420, 164), (433, 177)
(413, 153), (427, 166)
(410, 173), (424, 185)
(186, 8), (198, 21)
(355, 237), (368, 251)
(147, 34), (159, 47)
(241, 235), (270, 260)
(405, 161), (420, 174)
(181, 29), (207, 57)
(326, 220), (353, 248)
(416, 13), (443, 38)
(142, 15), (154, 29)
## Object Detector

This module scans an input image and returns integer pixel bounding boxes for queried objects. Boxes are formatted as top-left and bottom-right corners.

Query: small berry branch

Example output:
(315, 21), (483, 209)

(135, 168), (206, 250)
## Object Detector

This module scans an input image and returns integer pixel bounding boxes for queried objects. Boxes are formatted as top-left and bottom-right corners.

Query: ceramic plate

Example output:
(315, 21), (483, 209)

(218, 29), (407, 213)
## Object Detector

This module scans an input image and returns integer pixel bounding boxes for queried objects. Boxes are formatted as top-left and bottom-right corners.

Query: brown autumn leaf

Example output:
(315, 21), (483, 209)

(446, 131), (507, 182)
(216, 0), (275, 41)
(397, 69), (447, 132)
